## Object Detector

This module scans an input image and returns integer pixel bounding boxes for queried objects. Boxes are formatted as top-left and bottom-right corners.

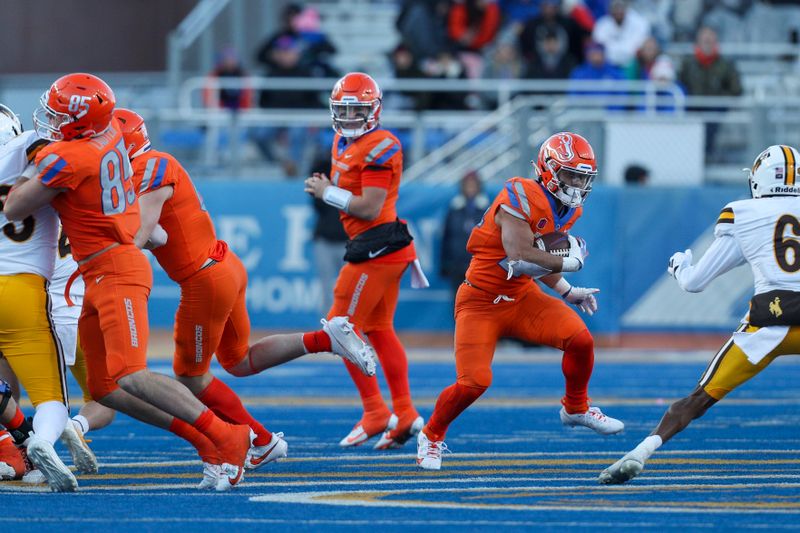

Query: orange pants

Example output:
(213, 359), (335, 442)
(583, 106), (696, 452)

(172, 251), (250, 377)
(327, 260), (408, 333)
(78, 246), (152, 400)
(454, 281), (587, 388)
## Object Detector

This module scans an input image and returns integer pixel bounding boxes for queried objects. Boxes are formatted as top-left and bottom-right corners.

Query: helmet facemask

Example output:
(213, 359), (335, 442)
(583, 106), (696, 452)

(545, 159), (596, 208)
(33, 91), (72, 141)
(0, 104), (22, 145)
(330, 98), (379, 138)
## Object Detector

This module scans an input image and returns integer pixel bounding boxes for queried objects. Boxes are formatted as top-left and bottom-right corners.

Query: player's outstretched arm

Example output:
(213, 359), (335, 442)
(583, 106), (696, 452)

(4, 177), (61, 221)
(134, 186), (173, 249)
(668, 235), (745, 293)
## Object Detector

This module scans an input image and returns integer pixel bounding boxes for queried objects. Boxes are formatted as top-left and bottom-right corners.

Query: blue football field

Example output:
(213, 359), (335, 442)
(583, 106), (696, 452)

(3, 347), (800, 532)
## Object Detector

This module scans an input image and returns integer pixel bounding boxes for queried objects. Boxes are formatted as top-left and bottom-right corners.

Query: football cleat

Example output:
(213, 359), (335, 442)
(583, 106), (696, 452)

(60, 419), (98, 474)
(321, 317), (377, 377)
(374, 414), (424, 450)
(416, 431), (448, 471)
(599, 449), (647, 484)
(26, 436), (78, 492)
(339, 413), (396, 447)
(559, 406), (624, 435)
(0, 431), (24, 480)
(212, 423), (250, 492)
(215, 462), (244, 492)
(245, 431), (287, 470)
(198, 462), (221, 490)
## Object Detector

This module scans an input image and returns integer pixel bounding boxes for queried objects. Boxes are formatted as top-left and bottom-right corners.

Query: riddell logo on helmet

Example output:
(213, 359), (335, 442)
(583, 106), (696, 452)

(770, 185), (800, 193)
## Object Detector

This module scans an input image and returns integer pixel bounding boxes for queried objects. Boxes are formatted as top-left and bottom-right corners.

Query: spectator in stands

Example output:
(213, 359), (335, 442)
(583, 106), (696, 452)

(624, 36), (668, 80)
(484, 30), (524, 80)
(291, 6), (339, 77)
(499, 0), (541, 27)
(592, 0), (651, 68)
(203, 45), (253, 111)
(624, 164), (650, 185)
(524, 27), (577, 79)
(448, 0), (502, 78)
(518, 0), (585, 70)
(396, 0), (450, 62)
(440, 170), (489, 307)
(387, 43), (429, 110)
(569, 41), (624, 81)
(309, 154), (348, 314)
(679, 26), (742, 156)
(420, 49), (471, 109)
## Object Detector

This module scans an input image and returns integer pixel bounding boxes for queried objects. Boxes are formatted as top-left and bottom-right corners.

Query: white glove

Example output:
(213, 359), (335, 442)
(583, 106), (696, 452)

(561, 235), (587, 272)
(667, 249), (692, 279)
(562, 285), (600, 315)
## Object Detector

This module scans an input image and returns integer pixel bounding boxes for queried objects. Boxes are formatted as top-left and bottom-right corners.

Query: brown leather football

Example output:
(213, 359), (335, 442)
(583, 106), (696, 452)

(535, 231), (571, 257)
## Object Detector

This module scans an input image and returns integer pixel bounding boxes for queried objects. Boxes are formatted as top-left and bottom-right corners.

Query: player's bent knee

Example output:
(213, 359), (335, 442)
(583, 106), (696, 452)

(457, 369), (492, 390)
(565, 328), (594, 353)
(224, 355), (253, 377)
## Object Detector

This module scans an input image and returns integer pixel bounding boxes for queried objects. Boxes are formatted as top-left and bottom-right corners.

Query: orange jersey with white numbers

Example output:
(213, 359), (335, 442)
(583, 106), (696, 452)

(330, 128), (415, 263)
(465, 177), (582, 298)
(133, 149), (224, 283)
(35, 121), (139, 262)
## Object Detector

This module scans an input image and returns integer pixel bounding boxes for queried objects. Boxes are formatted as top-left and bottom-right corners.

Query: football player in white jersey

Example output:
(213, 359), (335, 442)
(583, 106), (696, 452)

(600, 144), (800, 484)
(0, 104), (77, 491)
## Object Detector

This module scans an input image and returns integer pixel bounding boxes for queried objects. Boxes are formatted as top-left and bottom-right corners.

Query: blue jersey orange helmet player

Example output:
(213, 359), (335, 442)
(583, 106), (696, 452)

(304, 72), (427, 449)
(416, 132), (625, 470)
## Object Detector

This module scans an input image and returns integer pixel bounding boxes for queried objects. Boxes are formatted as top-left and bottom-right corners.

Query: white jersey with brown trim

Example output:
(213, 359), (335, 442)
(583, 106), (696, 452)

(715, 196), (800, 295)
(0, 130), (58, 278)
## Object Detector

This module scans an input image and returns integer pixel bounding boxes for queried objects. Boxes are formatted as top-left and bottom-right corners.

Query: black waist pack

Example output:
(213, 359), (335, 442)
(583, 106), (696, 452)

(344, 219), (413, 263)
(749, 289), (800, 327)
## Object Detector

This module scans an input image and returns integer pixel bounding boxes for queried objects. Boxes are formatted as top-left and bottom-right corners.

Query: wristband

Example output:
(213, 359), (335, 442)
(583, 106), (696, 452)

(553, 277), (572, 297)
(322, 185), (353, 213)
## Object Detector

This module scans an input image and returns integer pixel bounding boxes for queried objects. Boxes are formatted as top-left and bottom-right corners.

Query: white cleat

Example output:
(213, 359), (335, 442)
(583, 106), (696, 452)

(215, 462), (245, 492)
(245, 431), (288, 470)
(374, 415), (424, 450)
(416, 431), (448, 471)
(26, 436), (78, 492)
(198, 462), (221, 490)
(60, 419), (98, 474)
(321, 316), (377, 377)
(599, 449), (646, 484)
(339, 414), (397, 447)
(560, 406), (624, 435)
(21, 469), (46, 484)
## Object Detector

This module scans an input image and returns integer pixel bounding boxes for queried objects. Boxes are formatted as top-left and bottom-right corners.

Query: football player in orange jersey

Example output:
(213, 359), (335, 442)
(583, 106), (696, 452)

(113, 108), (375, 483)
(416, 132), (624, 470)
(304, 72), (427, 449)
(5, 73), (253, 491)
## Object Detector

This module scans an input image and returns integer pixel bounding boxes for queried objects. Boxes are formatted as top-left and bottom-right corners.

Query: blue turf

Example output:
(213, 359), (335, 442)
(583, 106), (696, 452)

(4, 355), (800, 532)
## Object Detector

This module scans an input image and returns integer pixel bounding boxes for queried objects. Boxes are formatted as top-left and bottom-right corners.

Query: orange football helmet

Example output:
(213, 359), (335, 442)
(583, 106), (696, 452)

(535, 132), (597, 208)
(329, 72), (382, 138)
(113, 108), (151, 158)
(33, 73), (115, 141)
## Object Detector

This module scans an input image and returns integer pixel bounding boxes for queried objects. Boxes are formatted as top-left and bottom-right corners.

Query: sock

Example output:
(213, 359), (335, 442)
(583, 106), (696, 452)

(359, 394), (392, 434)
(345, 359), (383, 402)
(72, 415), (90, 435)
(302, 330), (332, 353)
(7, 408), (33, 445)
(633, 435), (663, 461)
(369, 329), (412, 403)
(32, 401), (68, 445)
(561, 329), (594, 414)
(424, 382), (487, 442)
(198, 377), (271, 446)
(170, 417), (220, 463)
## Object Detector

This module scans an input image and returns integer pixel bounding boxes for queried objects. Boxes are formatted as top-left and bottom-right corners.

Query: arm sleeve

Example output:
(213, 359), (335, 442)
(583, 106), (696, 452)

(35, 151), (77, 190)
(138, 156), (177, 194)
(498, 180), (532, 222)
(675, 234), (746, 293)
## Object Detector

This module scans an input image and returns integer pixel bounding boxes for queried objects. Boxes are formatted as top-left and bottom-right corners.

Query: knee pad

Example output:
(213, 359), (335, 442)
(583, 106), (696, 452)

(0, 379), (12, 414)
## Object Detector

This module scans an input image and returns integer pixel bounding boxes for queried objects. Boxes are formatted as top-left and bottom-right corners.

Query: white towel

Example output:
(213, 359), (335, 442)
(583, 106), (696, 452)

(410, 259), (429, 289)
(732, 325), (789, 365)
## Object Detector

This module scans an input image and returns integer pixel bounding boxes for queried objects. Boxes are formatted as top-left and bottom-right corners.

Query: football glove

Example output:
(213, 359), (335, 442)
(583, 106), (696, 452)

(668, 249), (692, 279)
(561, 235), (587, 273)
(562, 285), (600, 315)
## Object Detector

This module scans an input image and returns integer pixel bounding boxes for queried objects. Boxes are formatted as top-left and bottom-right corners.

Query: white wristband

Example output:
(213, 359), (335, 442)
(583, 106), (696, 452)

(561, 256), (583, 272)
(322, 185), (353, 213)
(553, 277), (571, 297)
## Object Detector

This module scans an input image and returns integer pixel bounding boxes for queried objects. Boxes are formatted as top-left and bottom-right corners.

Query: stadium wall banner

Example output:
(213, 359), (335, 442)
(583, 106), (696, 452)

(146, 181), (746, 334)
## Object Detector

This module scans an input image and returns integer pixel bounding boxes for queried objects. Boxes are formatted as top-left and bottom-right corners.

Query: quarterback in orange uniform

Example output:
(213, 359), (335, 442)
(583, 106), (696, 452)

(416, 132), (624, 470)
(5, 73), (252, 491)
(113, 109), (375, 483)
(305, 72), (425, 449)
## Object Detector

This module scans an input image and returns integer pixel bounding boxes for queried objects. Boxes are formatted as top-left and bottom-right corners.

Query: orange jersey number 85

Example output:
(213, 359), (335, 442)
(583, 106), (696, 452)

(101, 139), (136, 215)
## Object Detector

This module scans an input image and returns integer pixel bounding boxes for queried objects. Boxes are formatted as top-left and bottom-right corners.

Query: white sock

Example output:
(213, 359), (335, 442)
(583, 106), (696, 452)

(32, 401), (68, 445)
(632, 434), (663, 461)
(72, 415), (90, 435)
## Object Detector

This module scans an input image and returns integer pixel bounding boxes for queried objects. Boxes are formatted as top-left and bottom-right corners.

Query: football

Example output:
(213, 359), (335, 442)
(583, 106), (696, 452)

(535, 231), (571, 257)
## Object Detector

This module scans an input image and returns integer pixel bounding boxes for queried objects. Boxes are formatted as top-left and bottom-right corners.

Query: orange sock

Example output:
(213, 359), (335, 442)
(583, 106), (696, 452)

(561, 329), (593, 414)
(345, 359), (382, 400)
(192, 409), (249, 465)
(302, 330), (331, 353)
(425, 382), (486, 442)
(169, 417), (220, 463)
(198, 377), (271, 446)
(369, 329), (411, 400)
(360, 394), (392, 434)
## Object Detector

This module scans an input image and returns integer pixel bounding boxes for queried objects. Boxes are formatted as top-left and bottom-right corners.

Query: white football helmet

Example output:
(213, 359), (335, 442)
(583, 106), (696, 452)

(0, 104), (22, 145)
(747, 145), (800, 198)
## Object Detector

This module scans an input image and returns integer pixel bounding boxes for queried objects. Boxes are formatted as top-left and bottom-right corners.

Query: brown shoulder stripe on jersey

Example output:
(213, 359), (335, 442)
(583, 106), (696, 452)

(781, 145), (795, 186)
(25, 138), (50, 163)
(717, 207), (734, 224)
